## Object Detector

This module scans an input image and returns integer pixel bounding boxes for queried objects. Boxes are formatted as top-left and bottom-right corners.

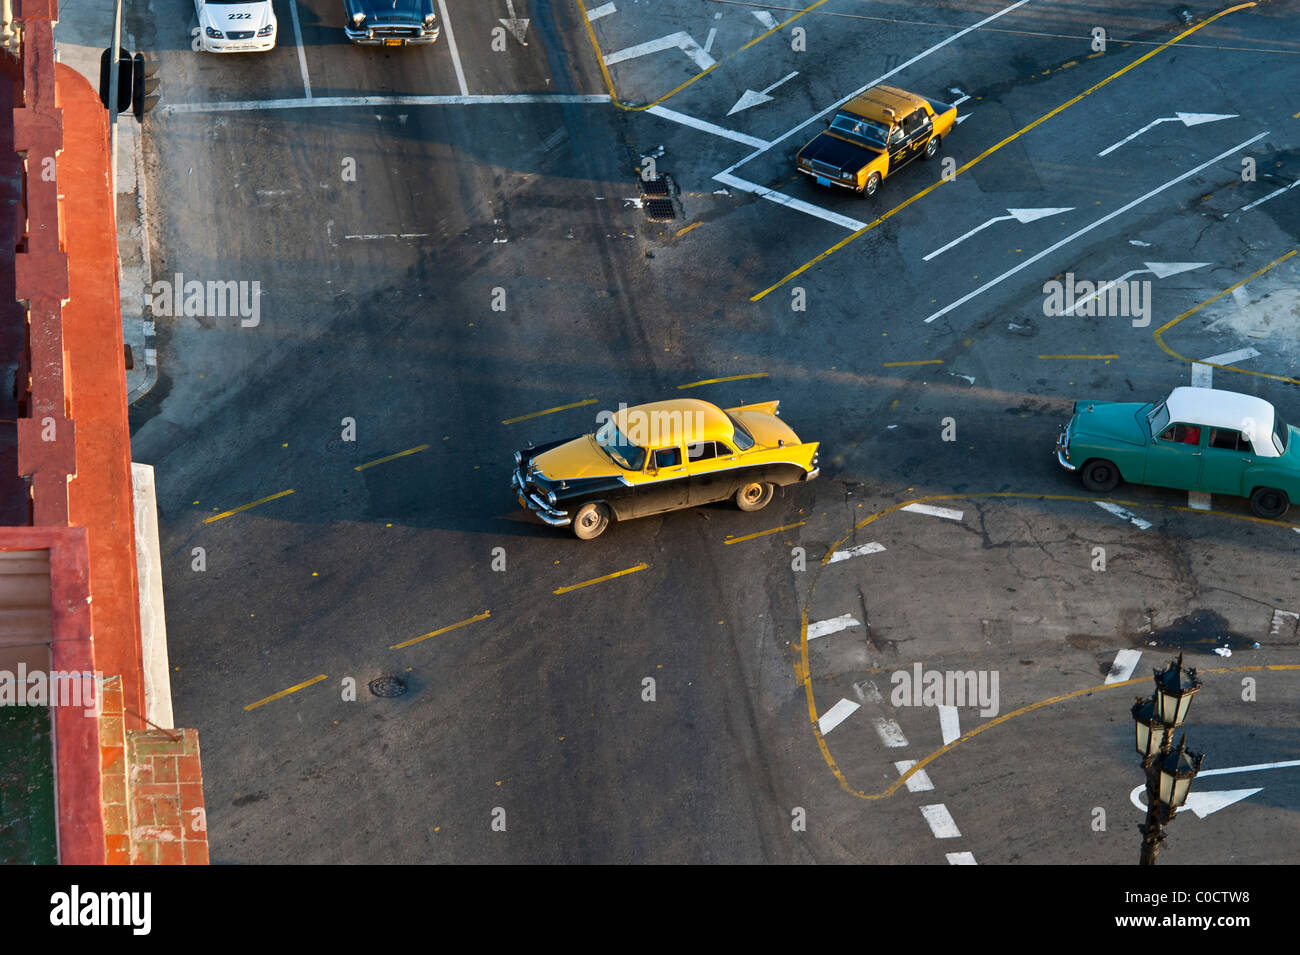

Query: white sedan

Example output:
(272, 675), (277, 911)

(194, 0), (277, 53)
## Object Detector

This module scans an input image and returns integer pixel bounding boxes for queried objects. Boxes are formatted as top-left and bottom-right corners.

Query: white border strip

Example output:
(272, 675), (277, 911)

(807, 613), (861, 640)
(1105, 649), (1142, 684)
(436, 0), (469, 96)
(288, 0), (312, 99)
(828, 541), (886, 563)
(161, 94), (614, 114)
(646, 105), (770, 150)
(715, 172), (868, 230)
(818, 698), (860, 734)
(902, 503), (964, 521)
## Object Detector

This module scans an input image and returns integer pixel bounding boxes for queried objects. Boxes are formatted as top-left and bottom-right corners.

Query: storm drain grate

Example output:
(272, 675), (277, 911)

(368, 676), (408, 698)
(640, 175), (673, 197)
(644, 198), (677, 221)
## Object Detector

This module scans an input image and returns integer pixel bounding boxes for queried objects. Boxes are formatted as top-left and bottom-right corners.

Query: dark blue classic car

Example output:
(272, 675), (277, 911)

(343, 0), (439, 45)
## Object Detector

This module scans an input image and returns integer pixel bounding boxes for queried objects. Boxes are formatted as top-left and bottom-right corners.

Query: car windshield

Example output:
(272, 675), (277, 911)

(1274, 411), (1290, 454)
(594, 421), (645, 471)
(829, 112), (889, 148)
(1147, 401), (1169, 439)
(725, 412), (755, 451)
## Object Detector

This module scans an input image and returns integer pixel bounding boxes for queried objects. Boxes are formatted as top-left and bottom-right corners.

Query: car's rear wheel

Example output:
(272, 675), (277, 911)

(1249, 487), (1290, 519)
(572, 502), (611, 540)
(924, 134), (941, 159)
(861, 172), (881, 198)
(735, 481), (775, 511)
(1080, 459), (1120, 493)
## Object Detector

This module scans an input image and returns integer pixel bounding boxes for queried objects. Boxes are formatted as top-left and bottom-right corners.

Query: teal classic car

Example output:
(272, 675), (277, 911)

(1056, 386), (1299, 519)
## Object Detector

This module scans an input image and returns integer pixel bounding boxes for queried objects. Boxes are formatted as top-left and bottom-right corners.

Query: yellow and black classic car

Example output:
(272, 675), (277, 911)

(795, 84), (957, 198)
(511, 398), (820, 539)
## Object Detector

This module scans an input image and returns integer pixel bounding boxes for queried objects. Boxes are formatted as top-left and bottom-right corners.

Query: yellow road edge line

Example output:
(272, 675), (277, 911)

(724, 520), (806, 545)
(678, 372), (769, 389)
(244, 673), (328, 711)
(1153, 249), (1299, 385)
(577, 0), (829, 112)
(1037, 354), (1119, 360)
(674, 221), (703, 237)
(502, 398), (598, 426)
(390, 610), (492, 650)
(554, 562), (649, 595)
(882, 359), (944, 367)
(203, 488), (295, 524)
(750, 1), (1259, 301)
(355, 444), (431, 471)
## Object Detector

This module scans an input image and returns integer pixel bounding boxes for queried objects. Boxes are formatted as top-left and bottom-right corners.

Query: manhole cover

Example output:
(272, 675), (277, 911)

(640, 176), (672, 197)
(368, 676), (407, 698)
(644, 198), (677, 221)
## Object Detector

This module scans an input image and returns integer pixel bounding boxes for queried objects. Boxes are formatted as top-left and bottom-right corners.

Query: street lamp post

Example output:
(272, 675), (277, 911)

(1131, 655), (1205, 865)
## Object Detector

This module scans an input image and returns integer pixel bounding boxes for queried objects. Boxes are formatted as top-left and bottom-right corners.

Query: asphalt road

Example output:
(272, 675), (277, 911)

(127, 0), (1300, 863)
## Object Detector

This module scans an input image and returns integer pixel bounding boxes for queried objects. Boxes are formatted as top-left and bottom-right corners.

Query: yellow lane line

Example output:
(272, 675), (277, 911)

(724, 520), (806, 545)
(678, 372), (769, 389)
(675, 221), (703, 237)
(1153, 249), (1299, 385)
(1037, 354), (1118, 360)
(502, 398), (598, 426)
(554, 562), (649, 595)
(204, 488), (295, 524)
(390, 610), (491, 650)
(882, 359), (944, 367)
(244, 674), (328, 711)
(750, 2), (1259, 301)
(577, 0), (829, 112)
(355, 444), (431, 471)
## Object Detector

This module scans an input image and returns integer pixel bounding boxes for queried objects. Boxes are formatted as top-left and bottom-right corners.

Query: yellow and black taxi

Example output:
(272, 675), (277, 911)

(511, 398), (820, 539)
(796, 85), (957, 198)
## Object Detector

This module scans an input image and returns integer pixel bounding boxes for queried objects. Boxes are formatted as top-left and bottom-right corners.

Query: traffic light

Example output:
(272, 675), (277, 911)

(98, 48), (132, 113)
(132, 54), (161, 120)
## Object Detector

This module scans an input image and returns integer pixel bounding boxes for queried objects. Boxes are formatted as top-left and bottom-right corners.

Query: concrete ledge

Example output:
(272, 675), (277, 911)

(131, 462), (172, 729)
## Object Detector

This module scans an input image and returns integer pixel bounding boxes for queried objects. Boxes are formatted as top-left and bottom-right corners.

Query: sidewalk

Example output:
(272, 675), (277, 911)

(54, 0), (155, 402)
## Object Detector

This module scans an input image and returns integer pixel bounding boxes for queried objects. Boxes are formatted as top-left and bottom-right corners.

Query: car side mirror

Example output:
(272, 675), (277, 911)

(823, 118), (830, 128)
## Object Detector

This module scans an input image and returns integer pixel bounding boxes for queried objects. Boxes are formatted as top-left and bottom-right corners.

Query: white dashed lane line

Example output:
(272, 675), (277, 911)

(828, 541), (886, 563)
(895, 760), (935, 792)
(873, 718), (909, 748)
(817, 698), (860, 735)
(585, 2), (616, 21)
(938, 705), (961, 745)
(1094, 501), (1152, 530)
(1105, 649), (1142, 684)
(901, 503), (964, 521)
(920, 804), (962, 839)
(946, 851), (978, 865)
(807, 614), (861, 640)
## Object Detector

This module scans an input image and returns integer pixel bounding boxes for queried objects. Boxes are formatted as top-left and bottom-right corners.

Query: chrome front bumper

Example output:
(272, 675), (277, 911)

(345, 26), (440, 45)
(1055, 425), (1076, 471)
(511, 471), (570, 527)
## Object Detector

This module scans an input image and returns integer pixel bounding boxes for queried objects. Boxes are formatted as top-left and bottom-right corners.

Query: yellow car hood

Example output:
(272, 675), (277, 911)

(533, 435), (622, 480)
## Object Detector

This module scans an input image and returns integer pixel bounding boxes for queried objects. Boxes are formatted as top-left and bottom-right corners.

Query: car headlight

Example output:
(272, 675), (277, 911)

(547, 490), (557, 506)
(840, 171), (853, 181)
(514, 451), (522, 465)
(352, 12), (365, 25)
(256, 23), (273, 36)
(206, 26), (224, 38)
(424, 13), (436, 25)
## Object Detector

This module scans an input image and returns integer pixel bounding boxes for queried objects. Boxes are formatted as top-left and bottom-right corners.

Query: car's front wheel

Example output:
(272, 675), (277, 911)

(735, 481), (775, 511)
(572, 502), (611, 540)
(1080, 459), (1121, 493)
(924, 134), (941, 159)
(861, 172), (881, 198)
(1249, 487), (1290, 519)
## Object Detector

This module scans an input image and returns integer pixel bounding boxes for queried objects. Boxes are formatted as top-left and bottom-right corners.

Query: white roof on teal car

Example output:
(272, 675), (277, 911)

(1164, 386), (1278, 456)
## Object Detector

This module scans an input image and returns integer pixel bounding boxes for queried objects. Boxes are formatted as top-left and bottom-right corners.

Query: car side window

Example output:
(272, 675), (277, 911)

(653, 447), (681, 468)
(888, 125), (904, 145)
(1158, 423), (1202, 445)
(1210, 428), (1252, 453)
(687, 441), (717, 462)
(715, 441), (736, 457)
(902, 109), (927, 136)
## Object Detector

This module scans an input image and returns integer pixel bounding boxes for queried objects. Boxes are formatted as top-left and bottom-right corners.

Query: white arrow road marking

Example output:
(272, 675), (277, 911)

(1130, 758), (1300, 813)
(1130, 785), (1263, 817)
(923, 208), (1073, 261)
(920, 804), (962, 838)
(807, 613), (860, 640)
(1094, 501), (1152, 530)
(1060, 262), (1210, 316)
(817, 698), (860, 734)
(1104, 648), (1142, 684)
(938, 705), (960, 745)
(1240, 178), (1300, 213)
(499, 0), (530, 45)
(647, 106), (771, 150)
(1270, 609), (1299, 637)
(923, 133), (1269, 325)
(585, 2), (616, 22)
(901, 503), (964, 521)
(895, 760), (935, 792)
(604, 32), (716, 71)
(874, 718), (909, 748)
(828, 541), (886, 563)
(728, 71), (799, 115)
(946, 852), (978, 864)
(954, 113), (970, 125)
(1099, 112), (1238, 157)
(1192, 346), (1259, 389)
